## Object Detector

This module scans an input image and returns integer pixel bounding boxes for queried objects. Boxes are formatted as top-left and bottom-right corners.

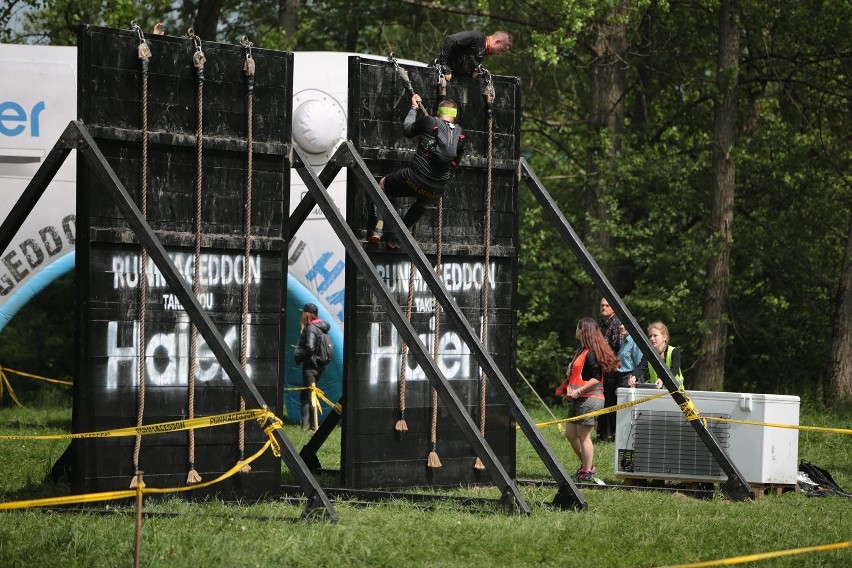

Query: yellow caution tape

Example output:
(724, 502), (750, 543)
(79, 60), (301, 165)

(524, 390), (670, 429)
(528, 388), (849, 436)
(663, 540), (850, 567)
(0, 369), (24, 407)
(703, 416), (852, 435)
(0, 366), (72, 386)
(678, 392), (708, 428)
(284, 385), (343, 415)
(0, 438), (273, 511)
(0, 408), (273, 441)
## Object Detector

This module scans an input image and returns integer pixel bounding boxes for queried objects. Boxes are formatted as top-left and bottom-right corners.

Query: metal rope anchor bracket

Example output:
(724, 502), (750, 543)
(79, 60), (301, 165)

(479, 66), (496, 117)
(188, 29), (206, 82)
(241, 36), (255, 90)
(131, 21), (152, 74)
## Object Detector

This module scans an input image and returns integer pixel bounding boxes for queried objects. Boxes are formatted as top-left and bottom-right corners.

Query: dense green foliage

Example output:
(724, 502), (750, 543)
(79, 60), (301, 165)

(1, 1), (849, 403)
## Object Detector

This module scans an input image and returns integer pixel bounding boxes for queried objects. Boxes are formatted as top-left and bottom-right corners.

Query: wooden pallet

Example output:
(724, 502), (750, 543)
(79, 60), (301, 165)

(618, 477), (798, 498)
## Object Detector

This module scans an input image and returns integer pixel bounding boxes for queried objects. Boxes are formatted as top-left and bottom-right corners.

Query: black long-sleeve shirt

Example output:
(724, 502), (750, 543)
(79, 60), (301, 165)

(402, 108), (466, 191)
(436, 30), (487, 78)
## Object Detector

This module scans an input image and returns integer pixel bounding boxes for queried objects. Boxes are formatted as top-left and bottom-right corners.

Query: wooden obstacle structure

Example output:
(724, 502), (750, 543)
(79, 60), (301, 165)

(0, 25), (759, 519)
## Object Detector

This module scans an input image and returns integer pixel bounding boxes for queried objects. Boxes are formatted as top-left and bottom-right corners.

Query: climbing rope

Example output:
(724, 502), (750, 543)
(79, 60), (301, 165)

(185, 29), (206, 485)
(436, 64), (447, 101)
(427, 197), (444, 469)
(130, 21), (151, 489)
(395, 262), (415, 433)
(238, 36), (255, 473)
(389, 53), (428, 114)
(475, 69), (496, 471)
(387, 52), (429, 435)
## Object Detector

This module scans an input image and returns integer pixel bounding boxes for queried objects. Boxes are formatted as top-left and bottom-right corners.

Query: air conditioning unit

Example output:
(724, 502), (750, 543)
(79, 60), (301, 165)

(614, 388), (800, 485)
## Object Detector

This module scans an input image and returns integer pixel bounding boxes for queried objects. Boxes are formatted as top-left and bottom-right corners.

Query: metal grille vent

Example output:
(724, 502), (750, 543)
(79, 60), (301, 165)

(620, 410), (731, 477)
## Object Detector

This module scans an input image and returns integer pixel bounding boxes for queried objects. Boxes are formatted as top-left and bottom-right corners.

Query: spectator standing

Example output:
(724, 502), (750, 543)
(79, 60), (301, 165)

(597, 297), (622, 441)
(597, 322), (644, 440)
(293, 303), (331, 431)
(555, 318), (619, 482)
(636, 321), (685, 389)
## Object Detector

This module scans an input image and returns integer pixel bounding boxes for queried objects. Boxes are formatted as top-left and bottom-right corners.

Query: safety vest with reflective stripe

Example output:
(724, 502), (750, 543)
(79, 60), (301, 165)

(567, 348), (604, 399)
(647, 345), (685, 388)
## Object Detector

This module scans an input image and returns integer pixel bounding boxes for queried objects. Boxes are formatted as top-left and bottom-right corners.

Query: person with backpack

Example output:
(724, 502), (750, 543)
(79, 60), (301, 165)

(294, 302), (332, 431)
(370, 94), (466, 248)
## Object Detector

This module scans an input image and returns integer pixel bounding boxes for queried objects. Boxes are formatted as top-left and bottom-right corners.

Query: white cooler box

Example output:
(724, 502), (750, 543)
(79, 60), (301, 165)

(614, 388), (800, 485)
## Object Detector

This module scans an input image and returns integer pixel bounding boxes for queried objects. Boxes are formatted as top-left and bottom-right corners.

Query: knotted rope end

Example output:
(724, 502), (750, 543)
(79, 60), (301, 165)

(186, 468), (202, 485)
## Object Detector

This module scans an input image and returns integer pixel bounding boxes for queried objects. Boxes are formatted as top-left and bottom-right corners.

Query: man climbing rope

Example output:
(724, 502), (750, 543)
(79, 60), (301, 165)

(435, 30), (512, 81)
(371, 94), (465, 248)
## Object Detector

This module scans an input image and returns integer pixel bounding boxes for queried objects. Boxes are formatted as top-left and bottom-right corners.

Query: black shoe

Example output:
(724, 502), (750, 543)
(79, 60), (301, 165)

(385, 238), (400, 249)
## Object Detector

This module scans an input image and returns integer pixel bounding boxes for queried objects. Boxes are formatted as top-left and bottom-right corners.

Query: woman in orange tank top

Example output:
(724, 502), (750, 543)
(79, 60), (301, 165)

(561, 317), (619, 482)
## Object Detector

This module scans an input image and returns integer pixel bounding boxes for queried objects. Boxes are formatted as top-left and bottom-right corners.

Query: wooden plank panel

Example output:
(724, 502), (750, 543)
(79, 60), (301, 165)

(75, 26), (290, 497)
(343, 57), (520, 489)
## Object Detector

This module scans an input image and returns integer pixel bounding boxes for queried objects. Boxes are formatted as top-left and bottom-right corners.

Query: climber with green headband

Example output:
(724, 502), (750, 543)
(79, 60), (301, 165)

(371, 94), (466, 248)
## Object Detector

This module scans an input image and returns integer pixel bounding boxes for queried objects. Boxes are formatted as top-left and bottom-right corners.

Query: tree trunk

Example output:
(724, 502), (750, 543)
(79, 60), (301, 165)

(583, 6), (628, 311)
(344, 0), (360, 52)
(826, 210), (852, 406)
(278, 0), (299, 38)
(193, 0), (224, 41)
(694, 0), (740, 391)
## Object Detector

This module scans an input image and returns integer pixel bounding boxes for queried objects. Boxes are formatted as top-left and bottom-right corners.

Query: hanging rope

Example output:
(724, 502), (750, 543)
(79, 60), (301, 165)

(427, 197), (444, 469)
(395, 262), (415, 432)
(184, 29), (206, 485)
(389, 53), (428, 114)
(130, 21), (151, 489)
(436, 64), (447, 100)
(387, 51), (429, 435)
(238, 36), (255, 473)
(475, 70), (496, 471)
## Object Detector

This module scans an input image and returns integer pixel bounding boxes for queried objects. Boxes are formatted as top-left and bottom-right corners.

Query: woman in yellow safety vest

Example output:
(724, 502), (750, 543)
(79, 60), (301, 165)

(631, 321), (685, 389)
(556, 317), (619, 482)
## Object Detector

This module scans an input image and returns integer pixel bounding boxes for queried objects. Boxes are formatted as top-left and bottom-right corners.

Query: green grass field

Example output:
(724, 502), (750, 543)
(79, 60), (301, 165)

(1, 393), (850, 567)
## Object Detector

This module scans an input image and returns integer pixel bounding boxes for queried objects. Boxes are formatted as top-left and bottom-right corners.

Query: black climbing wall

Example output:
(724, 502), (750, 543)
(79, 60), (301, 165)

(74, 26), (291, 498)
(344, 57), (521, 488)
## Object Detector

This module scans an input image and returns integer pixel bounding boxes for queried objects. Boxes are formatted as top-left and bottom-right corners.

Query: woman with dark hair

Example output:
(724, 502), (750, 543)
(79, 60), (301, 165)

(556, 317), (619, 482)
(294, 303), (331, 431)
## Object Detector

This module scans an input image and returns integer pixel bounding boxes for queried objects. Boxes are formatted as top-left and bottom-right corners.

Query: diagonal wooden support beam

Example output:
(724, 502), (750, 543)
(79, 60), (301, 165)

(72, 121), (339, 521)
(313, 141), (586, 510)
(287, 162), (344, 243)
(336, 143), (587, 510)
(292, 144), (533, 514)
(519, 158), (755, 502)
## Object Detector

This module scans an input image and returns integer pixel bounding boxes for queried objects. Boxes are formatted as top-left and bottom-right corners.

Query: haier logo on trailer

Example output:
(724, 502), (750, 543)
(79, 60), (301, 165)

(0, 100), (46, 137)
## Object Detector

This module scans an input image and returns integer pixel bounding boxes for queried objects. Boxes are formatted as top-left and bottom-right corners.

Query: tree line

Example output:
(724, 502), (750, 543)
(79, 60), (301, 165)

(2, 0), (849, 406)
